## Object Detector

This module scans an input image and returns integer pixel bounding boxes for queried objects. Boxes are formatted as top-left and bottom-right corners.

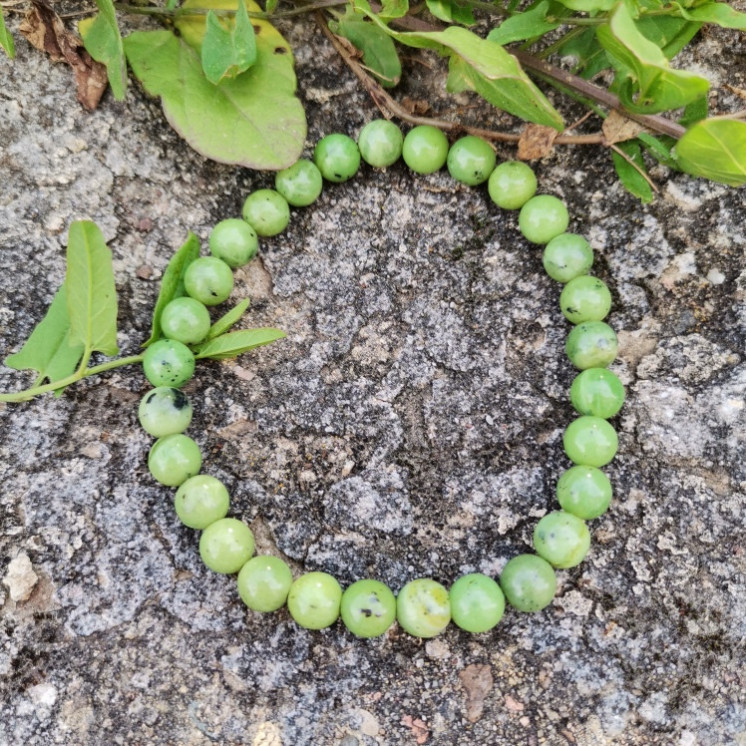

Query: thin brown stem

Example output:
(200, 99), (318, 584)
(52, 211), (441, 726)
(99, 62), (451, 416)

(609, 143), (659, 194)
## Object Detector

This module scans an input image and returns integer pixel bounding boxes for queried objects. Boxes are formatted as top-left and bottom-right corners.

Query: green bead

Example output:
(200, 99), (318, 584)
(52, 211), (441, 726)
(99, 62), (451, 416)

(570, 368), (625, 418)
(199, 518), (255, 574)
(396, 578), (451, 638)
(557, 465), (612, 520)
(148, 433), (202, 487)
(184, 256), (234, 306)
(488, 161), (537, 210)
(340, 579), (397, 638)
(287, 571), (343, 629)
(563, 415), (618, 467)
(138, 387), (192, 438)
(242, 189), (290, 237)
(518, 195), (570, 244)
(543, 233), (594, 283)
(274, 159), (323, 207)
(500, 554), (556, 612)
(142, 339), (195, 388)
(313, 134), (361, 183)
(533, 511), (591, 569)
(566, 321), (618, 369)
(237, 555), (293, 612)
(560, 276), (612, 324)
(174, 474), (230, 529)
(209, 219), (258, 268)
(449, 573), (505, 633)
(402, 125), (449, 174)
(160, 297), (211, 346)
(446, 135), (496, 186)
(357, 119), (403, 168)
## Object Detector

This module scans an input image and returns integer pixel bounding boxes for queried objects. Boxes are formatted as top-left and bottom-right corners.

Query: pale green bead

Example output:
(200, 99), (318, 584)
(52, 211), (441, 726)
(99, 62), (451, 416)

(357, 120), (404, 168)
(402, 126), (449, 174)
(287, 572), (343, 629)
(275, 159), (323, 207)
(563, 415), (618, 467)
(160, 297), (211, 346)
(184, 256), (234, 306)
(340, 579), (397, 638)
(565, 322), (618, 369)
(237, 555), (293, 612)
(199, 518), (255, 574)
(138, 387), (192, 438)
(519, 195), (569, 244)
(488, 161), (537, 210)
(209, 218), (259, 268)
(174, 474), (230, 529)
(449, 573), (505, 633)
(560, 276), (612, 324)
(533, 511), (591, 568)
(313, 134), (361, 183)
(242, 189), (290, 237)
(446, 135), (496, 186)
(557, 465), (612, 520)
(570, 368), (625, 418)
(148, 434), (202, 487)
(142, 339), (195, 388)
(396, 578), (451, 638)
(500, 554), (556, 612)
(542, 233), (594, 283)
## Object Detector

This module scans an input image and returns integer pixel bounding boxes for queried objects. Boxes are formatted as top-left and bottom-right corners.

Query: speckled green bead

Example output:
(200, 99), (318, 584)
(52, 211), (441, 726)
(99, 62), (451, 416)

(209, 219), (258, 268)
(275, 159), (323, 207)
(449, 573), (505, 633)
(160, 297), (211, 346)
(396, 578), (451, 638)
(560, 276), (612, 324)
(565, 321), (618, 369)
(148, 433), (202, 487)
(446, 135), (496, 186)
(402, 125), (449, 174)
(357, 119), (404, 168)
(519, 195), (570, 244)
(174, 474), (230, 529)
(542, 233), (594, 283)
(488, 160), (537, 210)
(199, 518), (255, 574)
(237, 555), (293, 612)
(313, 134), (361, 183)
(500, 554), (556, 612)
(184, 256), (234, 306)
(570, 368), (625, 418)
(142, 339), (196, 388)
(138, 387), (192, 438)
(563, 415), (618, 467)
(242, 189), (290, 237)
(557, 465), (612, 520)
(340, 579), (397, 638)
(287, 572), (343, 629)
(533, 511), (591, 569)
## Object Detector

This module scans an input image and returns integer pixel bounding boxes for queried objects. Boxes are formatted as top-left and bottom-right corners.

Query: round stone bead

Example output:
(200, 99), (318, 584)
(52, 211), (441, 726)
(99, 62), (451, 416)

(142, 339), (196, 388)
(402, 125), (449, 174)
(396, 578), (451, 638)
(446, 135), (496, 186)
(174, 474), (230, 529)
(542, 233), (594, 283)
(357, 119), (404, 168)
(313, 134), (361, 183)
(560, 276), (612, 324)
(274, 159), (323, 207)
(287, 572), (343, 629)
(563, 415), (618, 467)
(557, 465), (612, 520)
(570, 368), (625, 418)
(488, 160), (537, 210)
(340, 579), (397, 638)
(148, 433), (202, 487)
(138, 387), (192, 438)
(449, 573), (505, 633)
(237, 555), (293, 612)
(500, 554), (556, 612)
(519, 195), (570, 244)
(160, 297), (211, 346)
(565, 321), (618, 369)
(242, 189), (290, 237)
(209, 219), (258, 268)
(533, 511), (591, 568)
(199, 518), (255, 574)
(184, 256), (234, 306)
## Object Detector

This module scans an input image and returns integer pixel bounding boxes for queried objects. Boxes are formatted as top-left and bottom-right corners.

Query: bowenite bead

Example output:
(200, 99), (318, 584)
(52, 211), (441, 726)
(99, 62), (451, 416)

(287, 571), (343, 629)
(396, 578), (451, 638)
(518, 195), (569, 244)
(357, 119), (404, 168)
(566, 321), (618, 369)
(449, 573), (505, 633)
(488, 161), (537, 210)
(275, 159), (323, 207)
(340, 579), (397, 638)
(500, 554), (556, 612)
(199, 518), (255, 574)
(237, 555), (294, 612)
(560, 276), (612, 323)
(542, 233), (594, 283)
(563, 415), (618, 467)
(446, 135), (496, 186)
(533, 511), (591, 568)
(313, 134), (361, 183)
(557, 465), (612, 520)
(138, 387), (193, 438)
(184, 256), (234, 306)
(570, 368), (625, 418)
(142, 339), (196, 388)
(242, 189), (290, 237)
(402, 125), (449, 174)
(209, 219), (259, 268)
(160, 297), (211, 346)
(148, 433), (202, 486)
(174, 474), (230, 529)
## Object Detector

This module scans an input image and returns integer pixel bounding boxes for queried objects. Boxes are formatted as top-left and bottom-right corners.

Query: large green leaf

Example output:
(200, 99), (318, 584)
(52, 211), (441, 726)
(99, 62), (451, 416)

(0, 6), (15, 59)
(426, 0), (475, 26)
(673, 1), (746, 29)
(487, 1), (560, 46)
(194, 328), (286, 360)
(201, 0), (257, 85)
(79, 0), (127, 100)
(673, 119), (746, 186)
(635, 14), (701, 60)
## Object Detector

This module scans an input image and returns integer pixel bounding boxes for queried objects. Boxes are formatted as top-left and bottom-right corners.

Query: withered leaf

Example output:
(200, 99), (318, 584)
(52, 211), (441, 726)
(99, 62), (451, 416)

(518, 123), (558, 160)
(603, 108), (646, 145)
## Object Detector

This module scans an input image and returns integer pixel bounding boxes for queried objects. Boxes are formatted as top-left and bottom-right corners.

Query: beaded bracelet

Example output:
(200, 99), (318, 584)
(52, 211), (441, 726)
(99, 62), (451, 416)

(138, 120), (625, 639)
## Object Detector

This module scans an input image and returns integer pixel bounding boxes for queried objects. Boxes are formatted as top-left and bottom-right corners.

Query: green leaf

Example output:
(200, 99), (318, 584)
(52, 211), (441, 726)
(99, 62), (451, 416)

(331, 16), (401, 88)
(380, 0), (409, 19)
(611, 140), (653, 203)
(206, 298), (251, 340)
(426, 0), (475, 27)
(193, 328), (286, 360)
(201, 0), (257, 85)
(143, 232), (201, 347)
(673, 1), (746, 30)
(79, 0), (127, 100)
(0, 6), (15, 59)
(679, 94), (708, 128)
(557, 26), (610, 79)
(554, 0), (615, 9)
(487, 1), (560, 46)
(597, 3), (709, 114)
(66, 221), (119, 359)
(635, 15), (701, 60)
(673, 119), (746, 186)
(265, 0), (279, 14)
(636, 132), (678, 168)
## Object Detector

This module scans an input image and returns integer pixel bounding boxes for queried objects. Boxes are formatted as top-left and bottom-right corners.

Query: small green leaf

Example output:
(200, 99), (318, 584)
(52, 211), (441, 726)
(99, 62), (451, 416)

(637, 132), (678, 168)
(557, 26), (609, 79)
(674, 1), (746, 30)
(265, 0), (279, 13)
(380, 0), (409, 19)
(611, 141), (653, 203)
(194, 328), (286, 360)
(201, 0), (257, 85)
(143, 232), (201, 347)
(679, 95), (708, 128)
(554, 0), (615, 9)
(0, 6), (15, 59)
(673, 119), (746, 186)
(331, 16), (401, 88)
(206, 298), (251, 340)
(66, 221), (119, 358)
(487, 1), (560, 46)
(426, 0), (475, 27)
(635, 15), (701, 60)
(79, 0), (127, 100)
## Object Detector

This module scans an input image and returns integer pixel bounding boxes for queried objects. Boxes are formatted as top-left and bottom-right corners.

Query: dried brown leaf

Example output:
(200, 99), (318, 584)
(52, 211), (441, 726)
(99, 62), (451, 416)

(400, 96), (430, 116)
(602, 109), (645, 145)
(458, 663), (493, 723)
(518, 123), (558, 160)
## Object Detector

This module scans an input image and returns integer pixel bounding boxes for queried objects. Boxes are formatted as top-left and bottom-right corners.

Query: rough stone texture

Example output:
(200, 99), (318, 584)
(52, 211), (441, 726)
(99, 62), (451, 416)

(1, 11), (745, 746)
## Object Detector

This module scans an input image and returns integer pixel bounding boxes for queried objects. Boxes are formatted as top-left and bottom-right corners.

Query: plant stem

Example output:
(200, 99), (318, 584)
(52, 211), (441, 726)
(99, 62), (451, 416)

(113, 0), (347, 20)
